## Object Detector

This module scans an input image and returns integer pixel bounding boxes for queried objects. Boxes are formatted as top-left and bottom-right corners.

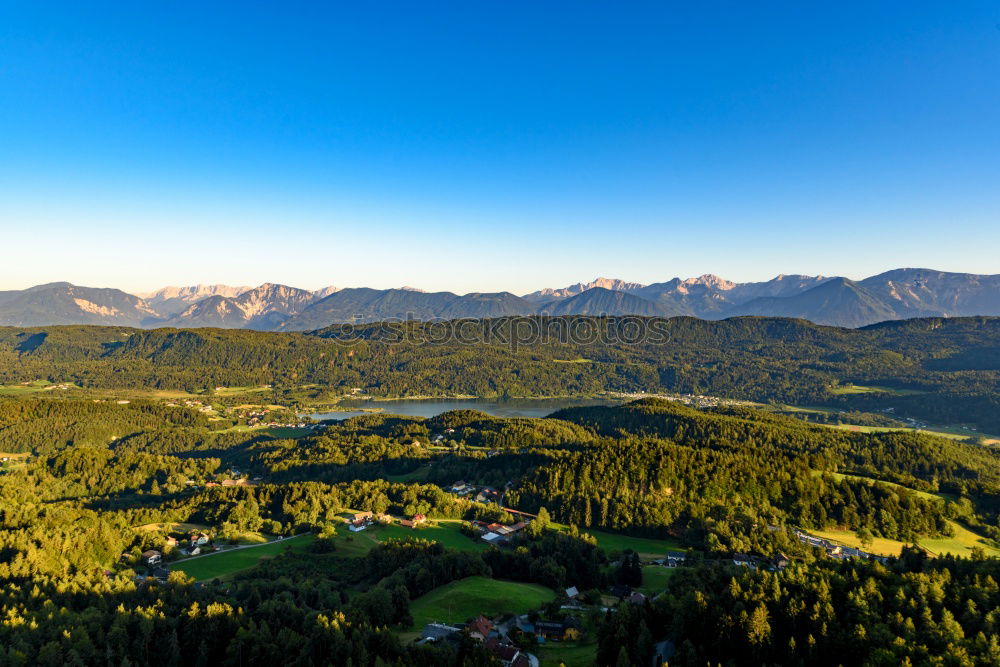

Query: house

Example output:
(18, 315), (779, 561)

(564, 586), (579, 599)
(664, 551), (687, 566)
(349, 521), (368, 532)
(190, 533), (210, 546)
(484, 638), (530, 667)
(400, 515), (426, 529)
(628, 592), (648, 605)
(450, 481), (470, 494)
(485, 522), (504, 533)
(142, 549), (162, 566)
(476, 487), (501, 504)
(164, 536), (178, 548)
(468, 615), (495, 641)
(534, 619), (581, 641)
(774, 552), (790, 569)
(481, 532), (503, 544)
(351, 511), (374, 522)
(221, 478), (248, 487)
(376, 513), (393, 523)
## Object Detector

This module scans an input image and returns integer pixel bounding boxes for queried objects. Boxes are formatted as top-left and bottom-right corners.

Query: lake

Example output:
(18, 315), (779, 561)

(306, 397), (619, 421)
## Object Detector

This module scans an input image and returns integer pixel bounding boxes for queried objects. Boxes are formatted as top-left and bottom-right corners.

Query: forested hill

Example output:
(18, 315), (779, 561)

(1, 316), (999, 430)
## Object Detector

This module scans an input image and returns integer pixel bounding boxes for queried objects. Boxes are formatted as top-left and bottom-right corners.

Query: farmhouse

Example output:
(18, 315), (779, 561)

(399, 514), (427, 528)
(467, 615), (495, 641)
(141, 550), (162, 566)
(664, 550), (687, 566)
(475, 487), (501, 504)
(534, 617), (581, 641)
(484, 638), (530, 667)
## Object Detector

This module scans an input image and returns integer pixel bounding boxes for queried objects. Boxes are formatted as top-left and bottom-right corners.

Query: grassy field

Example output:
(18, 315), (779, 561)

(211, 385), (272, 397)
(821, 421), (996, 443)
(407, 576), (555, 631)
(0, 452), (31, 470)
(552, 524), (682, 557)
(828, 384), (926, 396)
(920, 522), (1000, 558)
(811, 520), (1000, 558)
(172, 534), (315, 580)
(638, 565), (678, 593)
(374, 520), (488, 552)
(537, 642), (598, 667)
(0, 380), (80, 395)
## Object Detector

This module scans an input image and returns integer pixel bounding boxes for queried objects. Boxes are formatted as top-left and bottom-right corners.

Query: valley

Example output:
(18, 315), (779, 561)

(2, 319), (1000, 666)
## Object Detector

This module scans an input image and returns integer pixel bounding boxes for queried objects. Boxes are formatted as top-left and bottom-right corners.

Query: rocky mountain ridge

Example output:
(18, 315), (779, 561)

(2, 268), (999, 329)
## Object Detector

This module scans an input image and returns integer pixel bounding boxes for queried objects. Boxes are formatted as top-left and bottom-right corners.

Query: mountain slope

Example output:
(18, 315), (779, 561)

(281, 289), (536, 329)
(142, 284), (252, 316)
(522, 277), (647, 303)
(538, 287), (667, 317)
(723, 277), (897, 327)
(438, 292), (536, 319)
(860, 268), (1000, 318)
(163, 283), (317, 329)
(0, 283), (157, 327)
(280, 288), (461, 328)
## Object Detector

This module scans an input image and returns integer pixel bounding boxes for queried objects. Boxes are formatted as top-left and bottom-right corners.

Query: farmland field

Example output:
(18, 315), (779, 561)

(407, 576), (555, 630)
(172, 534), (315, 580)
(811, 521), (1000, 558)
(373, 520), (487, 552)
(537, 642), (598, 667)
(553, 524), (681, 557)
(638, 565), (678, 593)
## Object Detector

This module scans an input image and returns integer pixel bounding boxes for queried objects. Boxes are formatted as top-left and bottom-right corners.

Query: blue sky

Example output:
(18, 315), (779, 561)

(1, 2), (998, 294)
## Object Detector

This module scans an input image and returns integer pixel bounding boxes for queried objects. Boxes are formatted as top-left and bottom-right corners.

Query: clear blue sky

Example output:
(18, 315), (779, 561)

(1, 2), (998, 294)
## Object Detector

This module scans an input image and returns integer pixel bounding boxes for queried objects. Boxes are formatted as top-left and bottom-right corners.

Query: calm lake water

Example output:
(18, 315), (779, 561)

(306, 397), (618, 421)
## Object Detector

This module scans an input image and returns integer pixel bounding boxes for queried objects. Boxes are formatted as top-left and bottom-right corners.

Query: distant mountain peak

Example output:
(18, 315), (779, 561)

(522, 277), (645, 302)
(4, 268), (1000, 329)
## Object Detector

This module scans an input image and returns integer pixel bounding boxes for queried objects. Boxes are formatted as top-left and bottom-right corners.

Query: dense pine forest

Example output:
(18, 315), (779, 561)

(2, 315), (1000, 432)
(2, 318), (1000, 664)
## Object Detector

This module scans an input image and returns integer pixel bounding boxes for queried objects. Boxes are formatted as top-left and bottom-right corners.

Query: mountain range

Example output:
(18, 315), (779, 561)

(1, 269), (999, 330)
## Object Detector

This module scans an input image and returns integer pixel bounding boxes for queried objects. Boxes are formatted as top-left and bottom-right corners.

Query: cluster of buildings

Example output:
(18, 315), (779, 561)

(795, 530), (888, 562)
(449, 480), (503, 504)
(420, 612), (586, 666)
(346, 511), (427, 532)
(470, 519), (528, 546)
